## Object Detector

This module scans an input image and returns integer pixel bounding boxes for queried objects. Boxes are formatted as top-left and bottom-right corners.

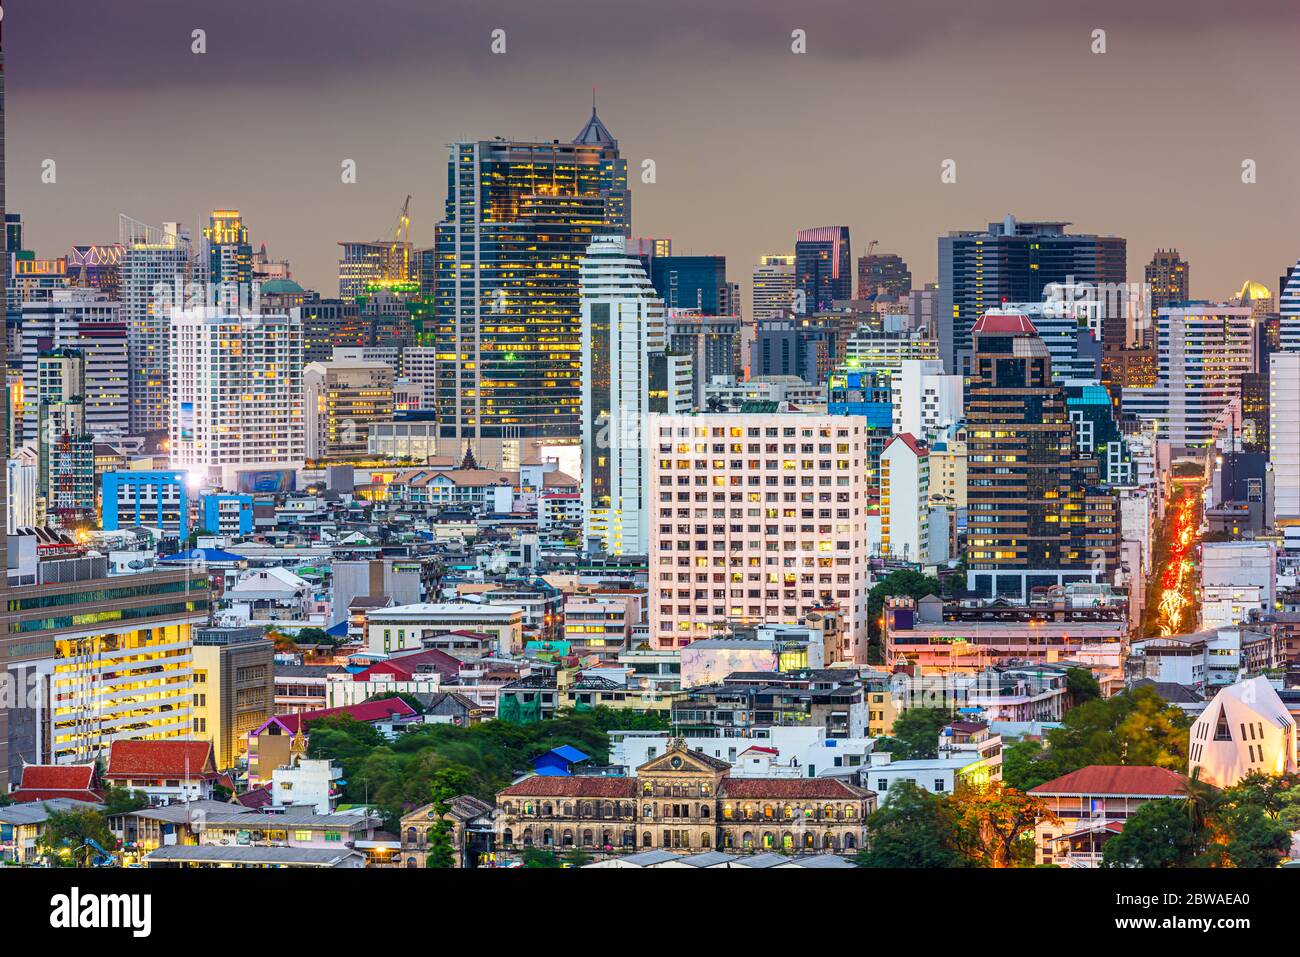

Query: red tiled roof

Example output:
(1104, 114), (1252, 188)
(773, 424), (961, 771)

(275, 697), (418, 733)
(720, 779), (872, 800)
(498, 776), (637, 799)
(353, 648), (462, 683)
(8, 789), (106, 804)
(971, 311), (1038, 336)
(17, 764), (99, 792)
(236, 786), (274, 809)
(104, 740), (217, 780)
(1028, 765), (1187, 797)
(883, 433), (928, 457)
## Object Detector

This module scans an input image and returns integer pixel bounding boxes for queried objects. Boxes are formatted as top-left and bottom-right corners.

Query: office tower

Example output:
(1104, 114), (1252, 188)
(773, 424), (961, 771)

(170, 308), (305, 487)
(295, 296), (368, 363)
(841, 328), (940, 378)
(753, 254), (796, 320)
(646, 411), (874, 662)
(965, 310), (1118, 600)
(303, 359), (396, 460)
(1062, 380), (1134, 486)
(1008, 301), (1104, 384)
(1281, 258), (1300, 352)
(795, 226), (851, 314)
(665, 310), (742, 408)
(890, 359), (963, 443)
(204, 209), (254, 303)
(857, 251), (912, 299)
(938, 215), (1125, 376)
(580, 236), (691, 555)
(67, 243), (124, 298)
(120, 216), (196, 434)
(431, 107), (630, 460)
(36, 349), (95, 526)
(1122, 304), (1255, 450)
(649, 255), (727, 313)
(880, 434), (929, 563)
(338, 239), (414, 303)
(1144, 249), (1190, 347)
(1240, 371), (1270, 454)
(1272, 351), (1300, 526)
(21, 289), (128, 440)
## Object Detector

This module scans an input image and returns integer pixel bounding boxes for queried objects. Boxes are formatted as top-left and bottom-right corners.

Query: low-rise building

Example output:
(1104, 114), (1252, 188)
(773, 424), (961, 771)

(103, 740), (222, 805)
(1188, 676), (1297, 788)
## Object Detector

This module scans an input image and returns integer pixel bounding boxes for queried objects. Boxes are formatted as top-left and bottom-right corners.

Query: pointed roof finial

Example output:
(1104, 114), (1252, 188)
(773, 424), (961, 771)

(573, 93), (616, 147)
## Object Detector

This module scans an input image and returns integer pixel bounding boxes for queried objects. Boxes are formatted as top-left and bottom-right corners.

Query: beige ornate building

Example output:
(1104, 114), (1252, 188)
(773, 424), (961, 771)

(495, 740), (875, 860)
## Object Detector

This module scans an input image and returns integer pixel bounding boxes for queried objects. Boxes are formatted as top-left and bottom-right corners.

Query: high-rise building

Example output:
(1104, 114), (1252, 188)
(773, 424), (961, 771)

(1280, 258), (1300, 352)
(647, 411), (874, 662)
(204, 209), (253, 304)
(120, 216), (196, 434)
(752, 254), (796, 320)
(857, 251), (912, 299)
(294, 296), (368, 363)
(938, 215), (1125, 376)
(21, 289), (128, 440)
(649, 255), (727, 313)
(1122, 304), (1255, 450)
(1271, 351), (1300, 527)
(666, 310), (742, 408)
(795, 226), (851, 314)
(880, 434), (929, 564)
(580, 236), (691, 555)
(1144, 249), (1190, 347)
(431, 107), (630, 459)
(36, 349), (95, 526)
(890, 359), (963, 443)
(67, 243), (124, 298)
(338, 239), (414, 303)
(169, 308), (305, 487)
(965, 310), (1118, 600)
(190, 626), (275, 770)
(303, 359), (396, 460)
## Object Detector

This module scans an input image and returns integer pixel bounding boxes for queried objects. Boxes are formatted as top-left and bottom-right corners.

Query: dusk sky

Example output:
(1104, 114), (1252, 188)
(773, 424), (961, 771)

(9, 0), (1300, 304)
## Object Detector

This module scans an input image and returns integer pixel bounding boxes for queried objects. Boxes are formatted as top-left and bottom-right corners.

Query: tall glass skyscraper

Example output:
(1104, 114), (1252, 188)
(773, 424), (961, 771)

(795, 226), (851, 314)
(938, 215), (1126, 376)
(431, 107), (630, 455)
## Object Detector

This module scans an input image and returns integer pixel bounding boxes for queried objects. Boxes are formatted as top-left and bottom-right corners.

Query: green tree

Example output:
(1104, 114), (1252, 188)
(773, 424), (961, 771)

(37, 808), (119, 868)
(856, 781), (973, 868)
(877, 707), (952, 761)
(950, 782), (1058, 868)
(1001, 739), (1053, 792)
(866, 570), (944, 662)
(1199, 803), (1291, 869)
(1101, 798), (1200, 868)
(521, 846), (561, 868)
(563, 845), (593, 868)
(101, 786), (150, 816)
(1064, 667), (1101, 703)
(1035, 686), (1190, 780)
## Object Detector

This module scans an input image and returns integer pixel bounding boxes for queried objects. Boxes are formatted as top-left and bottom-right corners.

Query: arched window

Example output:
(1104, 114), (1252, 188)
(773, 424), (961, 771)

(763, 804), (774, 819)
(643, 804), (653, 817)
(702, 832), (711, 848)
(603, 802), (614, 818)
(405, 827), (417, 844)
(623, 830), (635, 847)
(503, 829), (514, 846)
(642, 782), (653, 795)
(522, 828), (534, 846)
(803, 832), (815, 849)
(426, 827), (436, 844)
(543, 803), (553, 817)
(783, 804), (794, 819)
(844, 833), (856, 850)
(782, 832), (793, 849)
(642, 832), (652, 847)
(742, 831), (753, 848)
(543, 828), (554, 846)
(701, 804), (710, 819)
(822, 833), (834, 849)
(762, 831), (774, 848)
(562, 829), (574, 846)
(582, 829), (593, 846)
(601, 829), (612, 847)
(501, 802), (513, 815)
(723, 832), (735, 849)
(406, 857), (417, 868)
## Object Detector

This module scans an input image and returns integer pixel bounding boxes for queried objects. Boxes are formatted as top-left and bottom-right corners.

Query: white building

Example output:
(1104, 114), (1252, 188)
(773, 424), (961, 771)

(1271, 351), (1300, 526)
(365, 602), (524, 656)
(121, 217), (199, 434)
(6, 459), (38, 533)
(580, 235), (691, 556)
(647, 412), (875, 661)
(1280, 258), (1300, 352)
(1200, 540), (1277, 630)
(1189, 677), (1297, 787)
(169, 308), (305, 488)
(880, 434), (929, 564)
(271, 758), (343, 815)
(20, 289), (129, 441)
(752, 255), (796, 321)
(1122, 304), (1254, 450)
(889, 359), (962, 442)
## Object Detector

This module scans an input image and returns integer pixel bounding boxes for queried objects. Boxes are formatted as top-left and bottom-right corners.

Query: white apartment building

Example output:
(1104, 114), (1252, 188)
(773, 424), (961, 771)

(647, 412), (874, 661)
(169, 308), (305, 488)
(580, 235), (691, 556)
(752, 255), (796, 321)
(841, 329), (939, 379)
(1271, 351), (1300, 526)
(1122, 304), (1254, 450)
(365, 602), (524, 657)
(890, 359), (963, 442)
(20, 289), (129, 441)
(120, 217), (198, 434)
(1200, 540), (1277, 630)
(880, 433), (929, 564)
(303, 359), (395, 460)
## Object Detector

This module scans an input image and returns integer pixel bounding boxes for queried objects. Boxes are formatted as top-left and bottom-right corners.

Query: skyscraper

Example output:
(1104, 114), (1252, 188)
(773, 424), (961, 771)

(795, 226), (851, 314)
(1270, 351), (1300, 526)
(120, 216), (195, 434)
(938, 215), (1126, 376)
(170, 308), (305, 487)
(857, 251), (912, 299)
(580, 236), (690, 555)
(1144, 248), (1190, 347)
(649, 255), (727, 313)
(1280, 258), (1300, 352)
(965, 310), (1118, 600)
(752, 254), (796, 320)
(204, 208), (253, 304)
(431, 106), (630, 462)
(36, 349), (96, 526)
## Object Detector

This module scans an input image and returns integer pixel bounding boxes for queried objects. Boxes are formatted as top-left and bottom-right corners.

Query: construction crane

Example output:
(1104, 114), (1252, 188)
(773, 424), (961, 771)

(390, 194), (411, 280)
(865, 239), (879, 257)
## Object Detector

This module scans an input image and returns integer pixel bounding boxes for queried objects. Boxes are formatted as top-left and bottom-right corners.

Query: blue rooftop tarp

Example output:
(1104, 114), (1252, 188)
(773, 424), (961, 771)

(159, 548), (245, 563)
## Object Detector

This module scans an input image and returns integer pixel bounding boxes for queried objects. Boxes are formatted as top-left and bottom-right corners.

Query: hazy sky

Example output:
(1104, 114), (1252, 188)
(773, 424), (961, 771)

(8, 0), (1300, 306)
